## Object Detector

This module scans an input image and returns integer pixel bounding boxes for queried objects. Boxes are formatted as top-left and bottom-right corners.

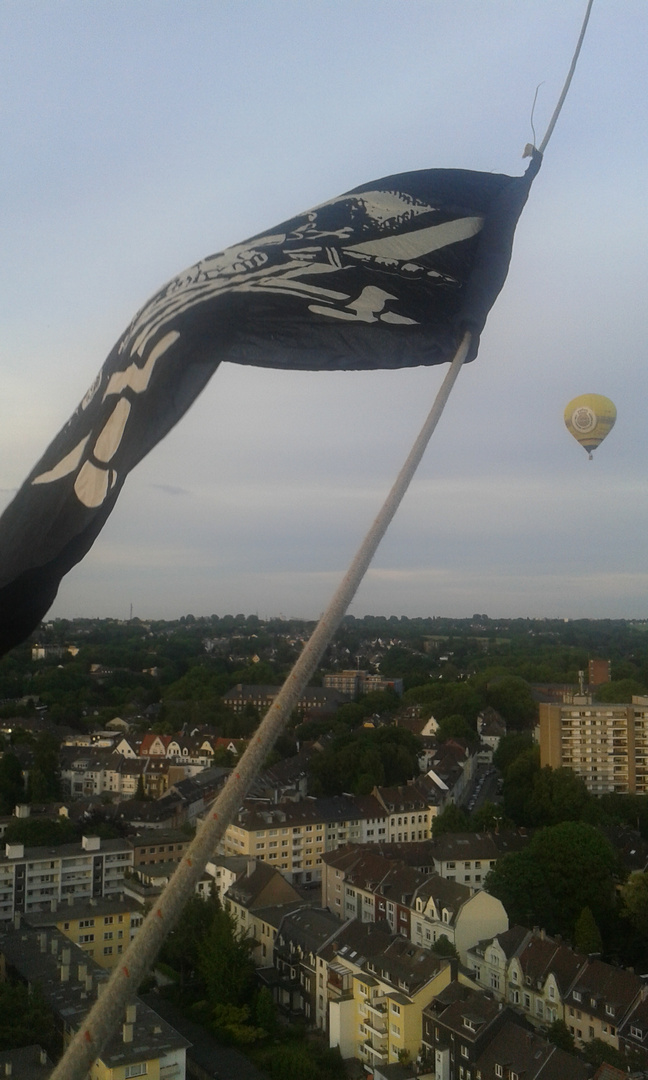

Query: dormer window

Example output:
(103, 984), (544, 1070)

(606, 1005), (615, 1017)
(573, 991), (581, 1002)
(495, 1066), (503, 1079)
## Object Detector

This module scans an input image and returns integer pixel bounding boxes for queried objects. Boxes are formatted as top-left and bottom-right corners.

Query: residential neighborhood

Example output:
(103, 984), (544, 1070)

(1, 613), (648, 1077)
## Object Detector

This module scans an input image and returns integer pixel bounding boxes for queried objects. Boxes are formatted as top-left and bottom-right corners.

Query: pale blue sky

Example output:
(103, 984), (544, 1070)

(1, 1), (647, 622)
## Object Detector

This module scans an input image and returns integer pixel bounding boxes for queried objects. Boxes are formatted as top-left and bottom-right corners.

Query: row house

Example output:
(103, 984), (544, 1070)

(467, 926), (648, 1067)
(204, 854), (250, 906)
(411, 877), (507, 965)
(223, 858), (303, 965)
(322, 847), (507, 966)
(0, 835), (133, 921)
(565, 957), (647, 1057)
(419, 739), (479, 808)
(270, 906), (343, 1021)
(60, 748), (151, 799)
(372, 784), (436, 841)
(430, 831), (531, 891)
(422, 984), (588, 1080)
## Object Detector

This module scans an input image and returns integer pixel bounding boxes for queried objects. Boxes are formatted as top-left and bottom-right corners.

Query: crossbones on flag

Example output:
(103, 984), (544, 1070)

(0, 152), (541, 655)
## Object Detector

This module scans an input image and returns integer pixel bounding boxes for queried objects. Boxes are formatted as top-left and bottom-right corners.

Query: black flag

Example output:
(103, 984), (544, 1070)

(0, 153), (541, 654)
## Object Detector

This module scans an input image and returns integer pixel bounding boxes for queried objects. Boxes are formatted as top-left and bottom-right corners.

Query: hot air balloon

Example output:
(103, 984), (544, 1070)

(564, 394), (616, 459)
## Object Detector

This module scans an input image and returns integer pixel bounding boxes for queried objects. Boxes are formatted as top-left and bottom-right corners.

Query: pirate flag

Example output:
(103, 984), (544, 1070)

(0, 151), (541, 655)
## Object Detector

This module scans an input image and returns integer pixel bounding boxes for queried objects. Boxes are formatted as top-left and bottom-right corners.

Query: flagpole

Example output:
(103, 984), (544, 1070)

(48, 330), (472, 1080)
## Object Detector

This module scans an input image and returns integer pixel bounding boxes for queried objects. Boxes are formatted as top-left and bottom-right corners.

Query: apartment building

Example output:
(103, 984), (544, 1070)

(322, 923), (454, 1069)
(24, 894), (144, 968)
(322, 670), (404, 697)
(220, 796), (376, 884)
(0, 924), (189, 1080)
(539, 698), (648, 794)
(0, 836), (133, 920)
(422, 985), (589, 1080)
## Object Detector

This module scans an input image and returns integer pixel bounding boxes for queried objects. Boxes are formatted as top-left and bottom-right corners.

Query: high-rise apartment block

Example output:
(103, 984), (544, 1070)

(539, 698), (648, 795)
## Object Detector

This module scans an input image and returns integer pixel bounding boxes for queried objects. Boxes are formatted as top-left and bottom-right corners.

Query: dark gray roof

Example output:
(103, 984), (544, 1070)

(0, 924), (189, 1067)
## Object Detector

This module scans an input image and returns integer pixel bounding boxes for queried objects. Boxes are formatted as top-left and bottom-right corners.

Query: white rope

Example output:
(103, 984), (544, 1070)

(48, 330), (472, 1080)
(538, 0), (594, 155)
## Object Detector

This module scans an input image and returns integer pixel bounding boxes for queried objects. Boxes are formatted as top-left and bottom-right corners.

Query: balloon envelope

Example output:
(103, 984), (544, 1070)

(564, 394), (616, 458)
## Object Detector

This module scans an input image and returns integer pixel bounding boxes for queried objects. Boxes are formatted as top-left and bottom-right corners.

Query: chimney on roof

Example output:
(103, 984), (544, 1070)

(247, 858), (256, 877)
(12, 912), (20, 930)
(5, 1063), (12, 1076)
(40, 1050), (48, 1065)
(85, 974), (93, 993)
(60, 962), (70, 982)
(50, 937), (58, 955)
(78, 963), (87, 982)
(125, 1003), (137, 1024)
(122, 1023), (133, 1043)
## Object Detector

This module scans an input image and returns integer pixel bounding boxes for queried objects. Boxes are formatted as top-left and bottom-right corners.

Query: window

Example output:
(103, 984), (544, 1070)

(104, 946), (113, 955)
(495, 1067), (503, 1079)
(124, 1066), (147, 1078)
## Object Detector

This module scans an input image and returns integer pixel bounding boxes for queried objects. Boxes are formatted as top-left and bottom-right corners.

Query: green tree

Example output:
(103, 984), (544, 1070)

(0, 752), (25, 814)
(526, 767), (591, 827)
(4, 817), (78, 847)
(253, 986), (278, 1038)
(595, 679), (646, 703)
(470, 801), (514, 831)
(573, 906), (603, 955)
(27, 732), (61, 802)
(431, 934), (458, 959)
(435, 714), (479, 747)
(0, 981), (58, 1058)
(501, 746), (540, 825)
(198, 903), (256, 1007)
(486, 822), (618, 938)
(161, 894), (220, 988)
(432, 803), (470, 837)
(493, 731), (534, 774)
(485, 675), (537, 727)
(620, 871), (648, 939)
(547, 1018), (575, 1053)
